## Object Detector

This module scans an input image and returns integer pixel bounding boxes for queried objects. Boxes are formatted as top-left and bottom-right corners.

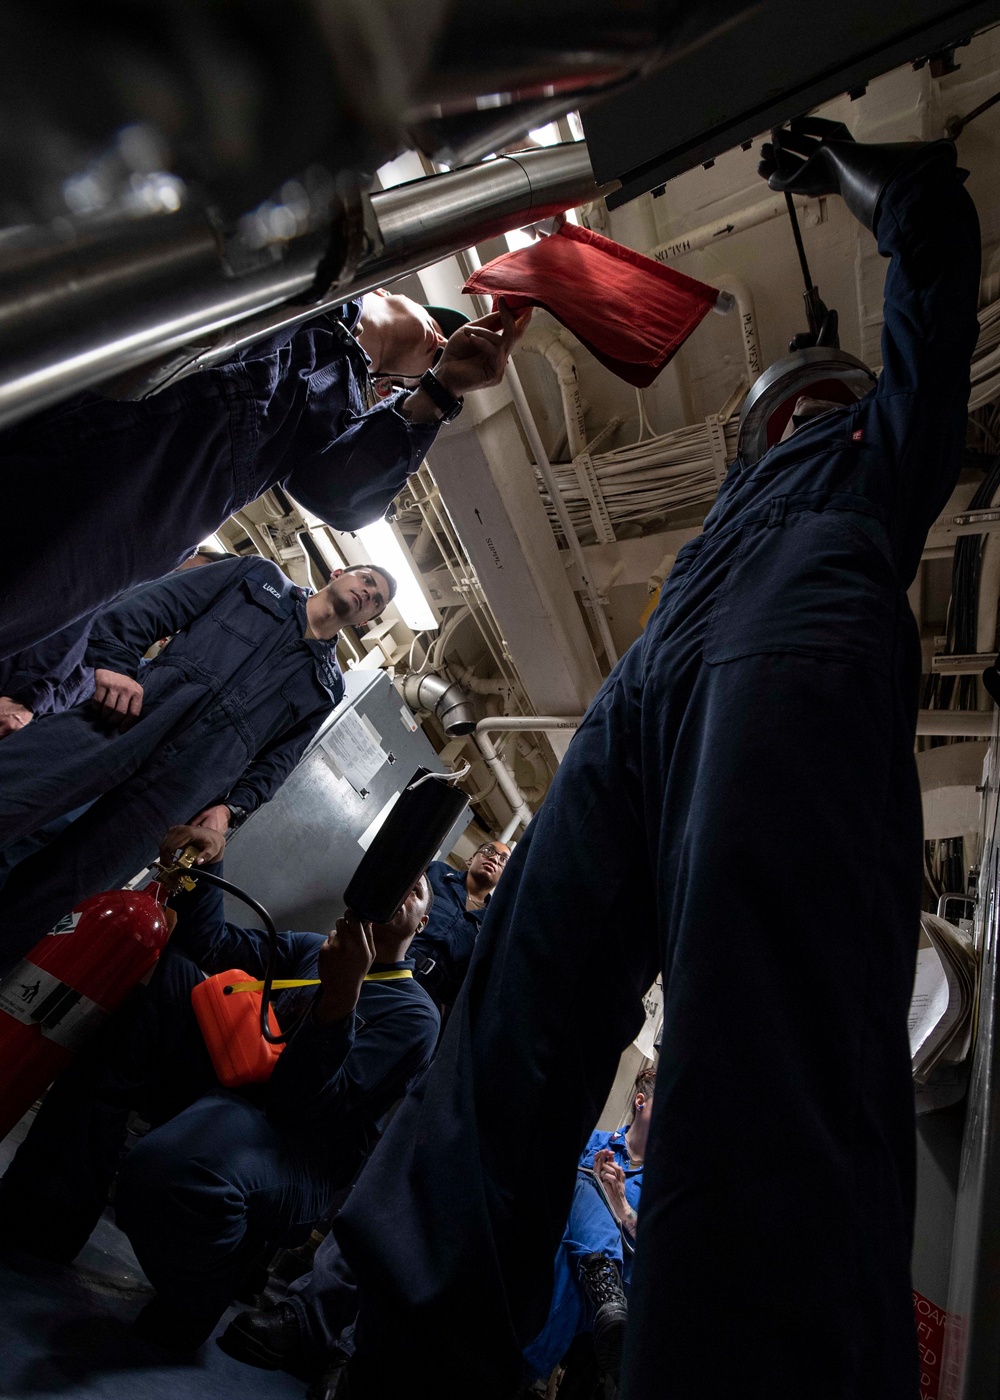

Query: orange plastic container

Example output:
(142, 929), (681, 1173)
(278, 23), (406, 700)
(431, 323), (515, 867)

(191, 968), (284, 1088)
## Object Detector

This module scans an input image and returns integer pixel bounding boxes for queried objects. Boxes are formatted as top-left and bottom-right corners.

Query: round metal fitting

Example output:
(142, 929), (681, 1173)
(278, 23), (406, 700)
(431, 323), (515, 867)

(736, 347), (876, 466)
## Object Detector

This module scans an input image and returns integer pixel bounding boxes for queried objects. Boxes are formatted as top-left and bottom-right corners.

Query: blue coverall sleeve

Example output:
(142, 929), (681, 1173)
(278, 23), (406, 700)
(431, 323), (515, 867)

(265, 997), (439, 1135)
(167, 860), (321, 978)
(282, 393), (441, 531)
(871, 144), (982, 531)
(224, 714), (326, 815)
(85, 558), (254, 678)
(0, 615), (94, 716)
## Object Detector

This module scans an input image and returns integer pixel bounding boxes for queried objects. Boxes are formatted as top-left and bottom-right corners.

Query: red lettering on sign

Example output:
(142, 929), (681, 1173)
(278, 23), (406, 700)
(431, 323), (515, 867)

(913, 1289), (956, 1400)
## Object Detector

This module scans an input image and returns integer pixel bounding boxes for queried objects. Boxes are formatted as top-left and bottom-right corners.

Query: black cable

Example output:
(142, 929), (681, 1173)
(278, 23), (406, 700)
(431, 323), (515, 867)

(185, 867), (305, 1045)
(784, 192), (814, 296)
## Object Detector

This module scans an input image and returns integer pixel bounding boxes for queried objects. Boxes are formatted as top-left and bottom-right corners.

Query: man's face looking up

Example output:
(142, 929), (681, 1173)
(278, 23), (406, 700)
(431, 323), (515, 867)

(326, 568), (390, 627)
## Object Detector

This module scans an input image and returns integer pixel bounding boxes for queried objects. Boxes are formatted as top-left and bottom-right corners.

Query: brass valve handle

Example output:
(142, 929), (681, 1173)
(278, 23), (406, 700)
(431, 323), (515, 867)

(152, 842), (202, 893)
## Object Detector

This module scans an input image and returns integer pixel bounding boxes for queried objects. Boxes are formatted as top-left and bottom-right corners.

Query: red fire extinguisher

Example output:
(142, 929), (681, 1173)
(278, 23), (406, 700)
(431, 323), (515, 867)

(0, 883), (172, 1141)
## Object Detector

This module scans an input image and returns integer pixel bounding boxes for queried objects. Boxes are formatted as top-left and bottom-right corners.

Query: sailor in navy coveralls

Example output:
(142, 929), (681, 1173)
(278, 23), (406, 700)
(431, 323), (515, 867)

(333, 125), (983, 1400)
(0, 555), (392, 965)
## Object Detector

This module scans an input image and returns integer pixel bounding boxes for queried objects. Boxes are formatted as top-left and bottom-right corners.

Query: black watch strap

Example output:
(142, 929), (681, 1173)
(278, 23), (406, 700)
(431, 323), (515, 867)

(418, 369), (464, 423)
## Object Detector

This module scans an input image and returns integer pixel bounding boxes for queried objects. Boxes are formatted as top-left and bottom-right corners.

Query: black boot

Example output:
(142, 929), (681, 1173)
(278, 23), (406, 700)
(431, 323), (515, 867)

(217, 1301), (315, 1378)
(579, 1252), (628, 1385)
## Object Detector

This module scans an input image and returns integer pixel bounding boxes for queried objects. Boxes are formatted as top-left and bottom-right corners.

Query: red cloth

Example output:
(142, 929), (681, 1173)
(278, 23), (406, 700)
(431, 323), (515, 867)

(463, 222), (719, 388)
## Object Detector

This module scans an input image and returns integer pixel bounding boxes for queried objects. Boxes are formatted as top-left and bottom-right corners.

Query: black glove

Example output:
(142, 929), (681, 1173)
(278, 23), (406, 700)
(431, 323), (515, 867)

(759, 117), (929, 230)
(758, 117), (855, 198)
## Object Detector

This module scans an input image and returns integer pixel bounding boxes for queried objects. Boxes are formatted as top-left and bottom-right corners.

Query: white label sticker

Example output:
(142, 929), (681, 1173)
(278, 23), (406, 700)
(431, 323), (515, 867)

(40, 993), (108, 1052)
(399, 705), (418, 734)
(49, 911), (82, 936)
(0, 961), (60, 1024)
(0, 959), (107, 1051)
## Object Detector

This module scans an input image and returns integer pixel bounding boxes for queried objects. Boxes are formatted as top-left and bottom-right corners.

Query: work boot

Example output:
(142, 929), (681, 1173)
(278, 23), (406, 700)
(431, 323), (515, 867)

(579, 1252), (628, 1385)
(218, 1301), (314, 1378)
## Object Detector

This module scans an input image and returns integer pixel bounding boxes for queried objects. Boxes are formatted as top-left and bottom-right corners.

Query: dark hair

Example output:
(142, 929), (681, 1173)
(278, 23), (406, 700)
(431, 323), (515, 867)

(628, 1066), (657, 1121)
(345, 562), (397, 604)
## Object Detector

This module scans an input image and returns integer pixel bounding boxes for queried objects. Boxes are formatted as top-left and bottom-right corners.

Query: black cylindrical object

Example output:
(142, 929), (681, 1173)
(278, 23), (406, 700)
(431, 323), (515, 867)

(345, 769), (469, 924)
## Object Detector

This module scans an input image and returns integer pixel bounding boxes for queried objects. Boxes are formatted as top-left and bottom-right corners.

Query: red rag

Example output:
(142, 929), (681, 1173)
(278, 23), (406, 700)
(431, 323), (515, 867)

(463, 223), (719, 388)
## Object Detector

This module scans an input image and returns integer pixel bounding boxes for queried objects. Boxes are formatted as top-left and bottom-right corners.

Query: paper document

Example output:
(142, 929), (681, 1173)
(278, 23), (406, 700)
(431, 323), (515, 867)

(908, 914), (978, 1092)
(321, 710), (387, 794)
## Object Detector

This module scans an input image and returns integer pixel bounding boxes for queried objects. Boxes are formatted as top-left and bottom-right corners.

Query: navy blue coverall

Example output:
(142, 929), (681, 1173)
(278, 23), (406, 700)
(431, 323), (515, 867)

(113, 874), (440, 1332)
(333, 148), (982, 1400)
(0, 861), (439, 1324)
(0, 556), (344, 967)
(0, 301), (441, 662)
(410, 859), (493, 1006)
(0, 615), (94, 718)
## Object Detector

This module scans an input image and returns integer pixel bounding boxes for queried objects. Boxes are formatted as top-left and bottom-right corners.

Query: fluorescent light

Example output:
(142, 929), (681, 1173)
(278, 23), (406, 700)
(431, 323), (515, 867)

(505, 227), (537, 252)
(355, 518), (440, 632)
(200, 534), (227, 551)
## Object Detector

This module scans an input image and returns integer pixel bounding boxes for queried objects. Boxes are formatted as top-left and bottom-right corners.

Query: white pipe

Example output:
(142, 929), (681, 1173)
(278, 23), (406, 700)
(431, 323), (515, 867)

(916, 710), (996, 736)
(650, 194), (810, 264)
(506, 362), (620, 666)
(463, 243), (618, 669)
(453, 664), (513, 697)
(473, 715), (584, 835)
(521, 325), (588, 458)
(473, 730), (534, 834)
(474, 716), (583, 734)
(714, 276), (763, 384)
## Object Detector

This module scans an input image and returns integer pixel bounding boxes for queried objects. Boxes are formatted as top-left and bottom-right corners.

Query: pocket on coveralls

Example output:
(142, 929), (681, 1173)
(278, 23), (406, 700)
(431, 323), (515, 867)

(703, 509), (897, 672)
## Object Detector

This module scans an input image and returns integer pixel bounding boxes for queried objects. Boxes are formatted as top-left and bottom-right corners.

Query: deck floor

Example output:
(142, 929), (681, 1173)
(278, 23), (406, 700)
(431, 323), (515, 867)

(0, 1110), (306, 1400)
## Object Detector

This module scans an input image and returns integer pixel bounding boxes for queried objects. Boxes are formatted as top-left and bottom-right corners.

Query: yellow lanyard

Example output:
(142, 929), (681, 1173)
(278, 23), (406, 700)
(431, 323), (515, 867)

(224, 969), (413, 995)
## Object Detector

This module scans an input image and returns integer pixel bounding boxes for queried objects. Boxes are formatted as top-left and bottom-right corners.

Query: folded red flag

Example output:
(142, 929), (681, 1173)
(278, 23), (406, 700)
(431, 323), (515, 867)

(463, 222), (719, 388)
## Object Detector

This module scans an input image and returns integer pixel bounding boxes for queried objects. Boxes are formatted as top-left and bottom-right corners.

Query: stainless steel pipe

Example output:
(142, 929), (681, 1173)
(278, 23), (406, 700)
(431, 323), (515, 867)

(0, 143), (612, 428)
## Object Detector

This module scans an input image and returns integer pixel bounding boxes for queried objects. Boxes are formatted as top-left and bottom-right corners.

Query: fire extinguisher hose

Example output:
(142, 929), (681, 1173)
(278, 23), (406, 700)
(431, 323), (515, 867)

(181, 868), (300, 1046)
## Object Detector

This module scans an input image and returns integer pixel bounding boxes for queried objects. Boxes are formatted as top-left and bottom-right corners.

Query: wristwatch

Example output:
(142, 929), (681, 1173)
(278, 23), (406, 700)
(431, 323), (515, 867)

(418, 369), (464, 423)
(224, 804), (249, 830)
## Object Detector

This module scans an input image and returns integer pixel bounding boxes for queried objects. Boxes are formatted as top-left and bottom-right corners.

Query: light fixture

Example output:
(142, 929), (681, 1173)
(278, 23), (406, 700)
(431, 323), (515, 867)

(355, 517), (440, 632)
(200, 534), (227, 552)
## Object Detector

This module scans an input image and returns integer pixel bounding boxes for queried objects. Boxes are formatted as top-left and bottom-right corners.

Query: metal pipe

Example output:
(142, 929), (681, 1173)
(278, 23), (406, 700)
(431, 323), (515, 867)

(649, 194), (810, 265)
(916, 710), (997, 737)
(473, 715), (583, 835)
(0, 143), (614, 428)
(474, 717), (583, 735)
(715, 276), (763, 383)
(401, 672), (477, 736)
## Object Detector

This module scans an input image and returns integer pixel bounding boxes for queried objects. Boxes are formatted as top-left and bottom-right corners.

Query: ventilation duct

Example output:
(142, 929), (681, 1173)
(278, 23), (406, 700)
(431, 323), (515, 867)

(402, 673), (477, 737)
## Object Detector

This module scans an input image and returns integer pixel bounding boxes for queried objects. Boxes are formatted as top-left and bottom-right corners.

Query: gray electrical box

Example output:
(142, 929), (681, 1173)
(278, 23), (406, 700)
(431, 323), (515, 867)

(221, 669), (469, 932)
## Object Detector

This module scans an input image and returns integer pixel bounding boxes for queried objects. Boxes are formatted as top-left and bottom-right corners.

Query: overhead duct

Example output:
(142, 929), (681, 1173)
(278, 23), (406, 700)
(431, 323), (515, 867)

(402, 673), (477, 738)
(0, 143), (613, 428)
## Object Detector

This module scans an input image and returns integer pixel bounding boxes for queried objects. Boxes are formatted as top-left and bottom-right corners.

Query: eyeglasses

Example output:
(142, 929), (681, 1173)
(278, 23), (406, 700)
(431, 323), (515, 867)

(478, 844), (509, 865)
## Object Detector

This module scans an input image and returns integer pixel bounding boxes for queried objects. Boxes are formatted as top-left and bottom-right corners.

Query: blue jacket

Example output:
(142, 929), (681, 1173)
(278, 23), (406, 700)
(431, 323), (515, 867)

(84, 555), (343, 817)
(409, 860), (493, 1006)
(0, 300), (442, 664)
(579, 1127), (643, 1215)
(169, 860), (440, 1171)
